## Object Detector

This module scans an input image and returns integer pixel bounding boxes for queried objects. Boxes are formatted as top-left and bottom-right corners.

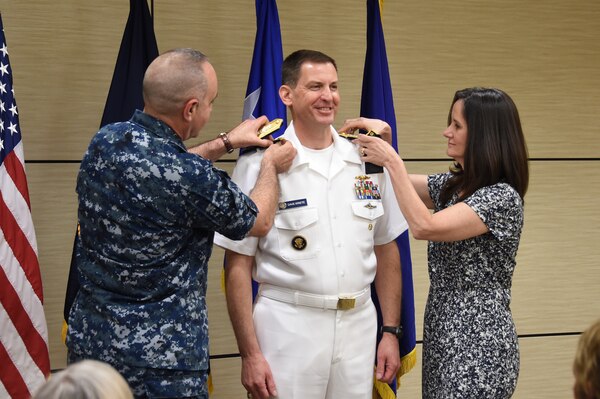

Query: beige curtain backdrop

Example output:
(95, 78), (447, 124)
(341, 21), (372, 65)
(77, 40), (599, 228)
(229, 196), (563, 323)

(1, 1), (598, 397)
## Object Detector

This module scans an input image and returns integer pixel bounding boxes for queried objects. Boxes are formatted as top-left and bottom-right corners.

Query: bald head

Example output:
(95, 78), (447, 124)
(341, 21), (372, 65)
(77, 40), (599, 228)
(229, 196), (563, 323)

(143, 48), (210, 116)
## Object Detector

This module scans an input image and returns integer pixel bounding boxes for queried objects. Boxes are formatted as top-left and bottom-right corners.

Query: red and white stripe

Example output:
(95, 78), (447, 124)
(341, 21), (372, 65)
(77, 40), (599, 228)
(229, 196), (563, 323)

(1, 140), (50, 398)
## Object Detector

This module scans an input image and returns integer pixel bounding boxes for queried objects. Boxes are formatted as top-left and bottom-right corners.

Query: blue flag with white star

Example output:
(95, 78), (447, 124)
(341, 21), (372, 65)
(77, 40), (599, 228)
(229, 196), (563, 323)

(242, 0), (286, 140)
(238, 0), (286, 297)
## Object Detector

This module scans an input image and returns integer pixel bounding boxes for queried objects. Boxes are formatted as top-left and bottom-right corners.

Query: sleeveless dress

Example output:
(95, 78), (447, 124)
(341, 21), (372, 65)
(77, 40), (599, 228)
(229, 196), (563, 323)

(422, 173), (523, 398)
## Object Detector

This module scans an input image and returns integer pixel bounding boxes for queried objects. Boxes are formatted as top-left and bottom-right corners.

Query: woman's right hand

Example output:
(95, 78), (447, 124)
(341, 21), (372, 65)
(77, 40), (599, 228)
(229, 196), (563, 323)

(354, 133), (400, 168)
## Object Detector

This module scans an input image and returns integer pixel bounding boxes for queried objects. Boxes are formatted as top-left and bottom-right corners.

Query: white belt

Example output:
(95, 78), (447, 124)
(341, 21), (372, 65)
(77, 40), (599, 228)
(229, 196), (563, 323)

(258, 284), (371, 311)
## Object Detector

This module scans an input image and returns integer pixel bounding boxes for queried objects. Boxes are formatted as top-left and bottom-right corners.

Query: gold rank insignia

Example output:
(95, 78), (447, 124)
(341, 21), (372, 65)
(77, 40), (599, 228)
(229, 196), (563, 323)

(257, 118), (283, 139)
(338, 130), (380, 140)
(291, 235), (307, 250)
(338, 131), (359, 140)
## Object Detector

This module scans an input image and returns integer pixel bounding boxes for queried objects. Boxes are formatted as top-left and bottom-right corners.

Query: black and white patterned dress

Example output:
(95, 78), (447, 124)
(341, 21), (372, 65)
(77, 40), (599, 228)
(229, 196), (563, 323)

(422, 173), (523, 398)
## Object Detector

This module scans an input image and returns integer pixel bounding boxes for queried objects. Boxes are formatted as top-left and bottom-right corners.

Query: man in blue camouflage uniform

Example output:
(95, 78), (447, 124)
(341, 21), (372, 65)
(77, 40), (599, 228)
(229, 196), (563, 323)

(66, 48), (296, 398)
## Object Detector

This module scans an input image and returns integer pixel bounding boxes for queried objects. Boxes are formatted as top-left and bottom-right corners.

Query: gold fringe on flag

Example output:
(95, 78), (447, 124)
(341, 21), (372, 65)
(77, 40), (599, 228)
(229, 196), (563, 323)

(372, 347), (418, 398)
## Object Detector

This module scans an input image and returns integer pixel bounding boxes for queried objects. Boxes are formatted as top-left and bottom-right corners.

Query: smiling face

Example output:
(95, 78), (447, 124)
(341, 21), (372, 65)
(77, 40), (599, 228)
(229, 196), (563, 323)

(281, 61), (339, 131)
(443, 99), (468, 166)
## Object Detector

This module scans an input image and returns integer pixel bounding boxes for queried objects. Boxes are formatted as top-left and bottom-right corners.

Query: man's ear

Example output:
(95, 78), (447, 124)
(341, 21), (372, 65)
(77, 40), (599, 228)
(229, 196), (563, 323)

(183, 98), (199, 122)
(279, 85), (293, 106)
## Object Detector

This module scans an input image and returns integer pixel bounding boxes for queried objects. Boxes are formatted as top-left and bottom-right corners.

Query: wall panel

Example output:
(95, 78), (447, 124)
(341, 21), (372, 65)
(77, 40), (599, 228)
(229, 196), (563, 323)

(26, 163), (79, 368)
(0, 0), (598, 160)
(514, 335), (580, 398)
(207, 245), (238, 356)
(512, 161), (600, 334)
(0, 1), (127, 159)
(209, 356), (247, 399)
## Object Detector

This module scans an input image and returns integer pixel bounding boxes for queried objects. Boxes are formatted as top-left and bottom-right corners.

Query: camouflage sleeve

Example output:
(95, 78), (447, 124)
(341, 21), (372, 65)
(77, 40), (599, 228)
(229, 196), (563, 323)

(213, 150), (263, 252)
(165, 151), (258, 240)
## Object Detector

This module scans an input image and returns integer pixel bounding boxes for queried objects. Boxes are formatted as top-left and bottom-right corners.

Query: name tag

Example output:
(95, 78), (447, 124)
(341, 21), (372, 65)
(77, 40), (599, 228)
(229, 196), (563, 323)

(279, 198), (308, 210)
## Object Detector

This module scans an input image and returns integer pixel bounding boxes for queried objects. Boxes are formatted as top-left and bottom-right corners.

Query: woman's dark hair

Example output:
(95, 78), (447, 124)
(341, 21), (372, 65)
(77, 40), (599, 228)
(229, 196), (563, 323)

(281, 49), (337, 88)
(440, 87), (529, 204)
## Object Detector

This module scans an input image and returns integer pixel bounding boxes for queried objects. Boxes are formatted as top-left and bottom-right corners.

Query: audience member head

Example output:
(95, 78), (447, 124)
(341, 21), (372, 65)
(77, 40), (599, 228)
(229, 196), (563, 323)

(573, 319), (600, 399)
(32, 360), (133, 399)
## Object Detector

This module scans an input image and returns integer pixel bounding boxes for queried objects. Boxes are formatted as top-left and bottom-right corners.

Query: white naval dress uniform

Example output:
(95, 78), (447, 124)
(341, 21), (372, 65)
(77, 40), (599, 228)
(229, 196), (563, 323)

(214, 122), (407, 399)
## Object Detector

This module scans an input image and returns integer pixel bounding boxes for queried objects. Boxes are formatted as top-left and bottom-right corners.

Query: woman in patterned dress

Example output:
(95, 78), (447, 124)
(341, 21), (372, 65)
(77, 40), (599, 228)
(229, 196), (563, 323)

(341, 87), (529, 398)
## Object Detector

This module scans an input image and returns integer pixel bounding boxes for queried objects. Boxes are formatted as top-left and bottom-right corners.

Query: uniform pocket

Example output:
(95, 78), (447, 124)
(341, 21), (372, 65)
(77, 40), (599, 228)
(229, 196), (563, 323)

(274, 207), (320, 261)
(351, 200), (385, 220)
(350, 200), (385, 252)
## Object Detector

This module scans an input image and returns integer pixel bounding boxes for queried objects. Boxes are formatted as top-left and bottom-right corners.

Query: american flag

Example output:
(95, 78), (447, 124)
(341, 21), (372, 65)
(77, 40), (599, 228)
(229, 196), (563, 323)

(0, 15), (50, 398)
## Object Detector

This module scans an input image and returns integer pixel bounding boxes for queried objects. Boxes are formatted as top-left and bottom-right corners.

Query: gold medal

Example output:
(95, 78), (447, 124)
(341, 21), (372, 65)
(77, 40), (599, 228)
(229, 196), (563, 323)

(257, 118), (283, 139)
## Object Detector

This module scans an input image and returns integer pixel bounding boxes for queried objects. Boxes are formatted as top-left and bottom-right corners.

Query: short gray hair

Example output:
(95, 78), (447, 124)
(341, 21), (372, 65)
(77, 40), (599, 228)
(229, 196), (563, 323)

(142, 48), (210, 114)
(32, 360), (133, 399)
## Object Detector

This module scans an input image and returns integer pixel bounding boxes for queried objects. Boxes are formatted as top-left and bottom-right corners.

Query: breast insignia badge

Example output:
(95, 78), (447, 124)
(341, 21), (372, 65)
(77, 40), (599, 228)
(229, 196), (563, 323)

(291, 235), (307, 250)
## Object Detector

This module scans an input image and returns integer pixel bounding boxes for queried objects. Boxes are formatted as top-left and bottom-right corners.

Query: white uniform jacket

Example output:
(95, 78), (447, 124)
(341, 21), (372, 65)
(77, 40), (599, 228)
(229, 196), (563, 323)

(214, 122), (408, 296)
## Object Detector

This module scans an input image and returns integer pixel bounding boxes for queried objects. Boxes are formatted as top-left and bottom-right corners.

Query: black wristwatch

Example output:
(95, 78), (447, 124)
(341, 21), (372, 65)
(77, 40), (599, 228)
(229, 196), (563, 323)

(380, 325), (403, 340)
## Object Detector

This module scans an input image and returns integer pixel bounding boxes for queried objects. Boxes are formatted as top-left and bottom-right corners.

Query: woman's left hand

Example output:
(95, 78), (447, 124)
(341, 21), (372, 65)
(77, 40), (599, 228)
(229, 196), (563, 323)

(339, 117), (393, 144)
(353, 134), (400, 167)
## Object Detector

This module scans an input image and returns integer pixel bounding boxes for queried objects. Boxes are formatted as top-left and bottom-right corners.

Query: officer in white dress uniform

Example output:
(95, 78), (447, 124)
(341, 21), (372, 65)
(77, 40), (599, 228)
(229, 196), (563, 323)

(214, 50), (408, 399)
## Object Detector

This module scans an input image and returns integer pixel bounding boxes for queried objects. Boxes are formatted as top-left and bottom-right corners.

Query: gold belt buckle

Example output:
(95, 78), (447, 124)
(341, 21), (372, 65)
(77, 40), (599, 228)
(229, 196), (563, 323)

(337, 297), (356, 310)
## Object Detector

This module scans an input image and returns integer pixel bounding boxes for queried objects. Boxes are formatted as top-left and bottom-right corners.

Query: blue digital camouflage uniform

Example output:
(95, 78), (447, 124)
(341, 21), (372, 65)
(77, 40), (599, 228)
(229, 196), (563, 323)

(66, 110), (258, 398)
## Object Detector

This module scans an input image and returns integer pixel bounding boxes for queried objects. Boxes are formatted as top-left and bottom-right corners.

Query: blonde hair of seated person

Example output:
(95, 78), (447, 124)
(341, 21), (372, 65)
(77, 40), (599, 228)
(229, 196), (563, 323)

(573, 319), (600, 399)
(33, 359), (133, 399)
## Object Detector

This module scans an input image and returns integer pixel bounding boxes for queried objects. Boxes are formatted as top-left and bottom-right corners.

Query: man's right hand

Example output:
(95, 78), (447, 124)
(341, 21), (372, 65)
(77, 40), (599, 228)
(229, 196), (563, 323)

(262, 139), (296, 174)
(241, 353), (278, 399)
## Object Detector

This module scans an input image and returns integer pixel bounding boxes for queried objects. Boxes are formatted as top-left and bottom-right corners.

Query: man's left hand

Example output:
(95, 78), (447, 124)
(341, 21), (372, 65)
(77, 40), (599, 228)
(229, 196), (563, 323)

(375, 332), (401, 383)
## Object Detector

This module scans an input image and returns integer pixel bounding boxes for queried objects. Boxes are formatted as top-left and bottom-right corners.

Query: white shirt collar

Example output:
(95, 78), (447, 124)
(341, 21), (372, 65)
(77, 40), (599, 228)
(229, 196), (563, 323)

(282, 121), (362, 172)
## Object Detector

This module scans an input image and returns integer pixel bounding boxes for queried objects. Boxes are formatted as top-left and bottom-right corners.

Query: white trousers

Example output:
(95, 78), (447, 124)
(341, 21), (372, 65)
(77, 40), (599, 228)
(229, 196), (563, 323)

(253, 294), (377, 399)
